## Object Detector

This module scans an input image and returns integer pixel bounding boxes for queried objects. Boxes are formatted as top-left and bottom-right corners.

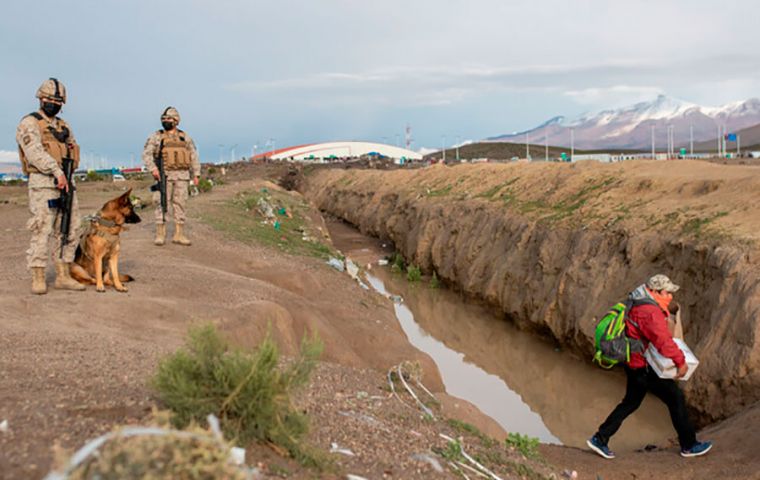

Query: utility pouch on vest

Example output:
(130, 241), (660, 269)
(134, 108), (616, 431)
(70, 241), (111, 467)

(161, 132), (191, 170)
(47, 198), (61, 209)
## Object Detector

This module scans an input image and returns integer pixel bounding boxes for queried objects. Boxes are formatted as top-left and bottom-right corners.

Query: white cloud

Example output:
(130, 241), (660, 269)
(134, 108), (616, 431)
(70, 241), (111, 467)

(0, 150), (19, 164)
(564, 85), (666, 108)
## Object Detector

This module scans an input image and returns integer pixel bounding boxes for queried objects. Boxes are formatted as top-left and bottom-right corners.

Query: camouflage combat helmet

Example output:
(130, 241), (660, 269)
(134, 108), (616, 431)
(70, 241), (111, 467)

(161, 106), (180, 125)
(36, 78), (66, 103)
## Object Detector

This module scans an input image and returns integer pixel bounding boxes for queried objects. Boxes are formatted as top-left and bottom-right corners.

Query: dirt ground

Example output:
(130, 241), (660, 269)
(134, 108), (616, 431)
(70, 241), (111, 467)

(2, 163), (760, 480)
(0, 178), (549, 479)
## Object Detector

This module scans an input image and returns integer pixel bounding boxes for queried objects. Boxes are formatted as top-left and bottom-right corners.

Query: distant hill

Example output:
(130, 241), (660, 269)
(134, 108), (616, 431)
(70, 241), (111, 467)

(423, 142), (644, 161)
(489, 95), (760, 151)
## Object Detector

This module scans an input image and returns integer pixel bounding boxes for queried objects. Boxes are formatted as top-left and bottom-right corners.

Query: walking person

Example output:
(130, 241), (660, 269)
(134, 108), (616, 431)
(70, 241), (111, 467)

(587, 274), (712, 459)
(16, 78), (85, 294)
(142, 106), (200, 246)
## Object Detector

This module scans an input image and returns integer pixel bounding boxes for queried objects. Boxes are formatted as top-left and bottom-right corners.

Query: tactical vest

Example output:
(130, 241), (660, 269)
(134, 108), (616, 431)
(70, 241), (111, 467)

(158, 129), (192, 170)
(17, 112), (80, 175)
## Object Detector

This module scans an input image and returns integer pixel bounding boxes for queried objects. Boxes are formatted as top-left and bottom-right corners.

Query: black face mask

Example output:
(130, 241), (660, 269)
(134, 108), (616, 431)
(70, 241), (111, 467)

(41, 102), (61, 117)
(162, 121), (175, 131)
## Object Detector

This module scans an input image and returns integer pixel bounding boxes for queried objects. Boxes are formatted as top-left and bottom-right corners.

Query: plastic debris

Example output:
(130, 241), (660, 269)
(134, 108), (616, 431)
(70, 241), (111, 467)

(330, 442), (356, 457)
(345, 258), (359, 279)
(257, 197), (275, 220)
(377, 259), (389, 266)
(277, 207), (287, 216)
(328, 258), (345, 272)
(347, 475), (369, 480)
(229, 447), (246, 465)
(0, 419), (8, 433)
(273, 220), (281, 230)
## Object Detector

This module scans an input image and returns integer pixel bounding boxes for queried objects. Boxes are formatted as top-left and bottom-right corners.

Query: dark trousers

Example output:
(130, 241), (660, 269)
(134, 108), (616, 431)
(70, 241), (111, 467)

(596, 365), (697, 449)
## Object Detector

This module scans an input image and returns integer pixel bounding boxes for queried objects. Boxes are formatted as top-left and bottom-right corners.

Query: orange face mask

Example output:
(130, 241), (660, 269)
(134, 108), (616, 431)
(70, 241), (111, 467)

(648, 288), (673, 313)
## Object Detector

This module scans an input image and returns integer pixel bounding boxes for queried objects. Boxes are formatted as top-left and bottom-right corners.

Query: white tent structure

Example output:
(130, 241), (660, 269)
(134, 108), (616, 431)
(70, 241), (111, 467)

(267, 141), (422, 162)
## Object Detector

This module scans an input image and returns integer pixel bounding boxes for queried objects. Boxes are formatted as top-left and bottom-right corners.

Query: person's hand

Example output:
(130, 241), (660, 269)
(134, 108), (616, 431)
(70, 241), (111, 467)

(152, 168), (160, 180)
(55, 174), (69, 192)
(193, 176), (199, 186)
(675, 363), (688, 379)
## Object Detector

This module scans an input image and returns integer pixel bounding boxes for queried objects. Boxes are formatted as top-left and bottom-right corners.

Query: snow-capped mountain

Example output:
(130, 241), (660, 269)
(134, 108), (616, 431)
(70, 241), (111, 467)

(489, 95), (760, 150)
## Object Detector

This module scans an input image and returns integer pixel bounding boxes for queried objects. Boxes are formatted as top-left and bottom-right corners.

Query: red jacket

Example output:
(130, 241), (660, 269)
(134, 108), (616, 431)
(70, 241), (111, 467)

(625, 303), (685, 369)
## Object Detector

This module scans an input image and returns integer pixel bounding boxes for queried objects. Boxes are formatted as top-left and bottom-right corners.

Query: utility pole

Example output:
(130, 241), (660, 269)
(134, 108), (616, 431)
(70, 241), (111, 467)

(442, 135), (446, 163)
(570, 128), (574, 162)
(651, 125), (655, 159)
(218, 144), (224, 164)
(455, 135), (461, 162)
(690, 125), (694, 156)
(230, 144), (238, 163)
(525, 133), (530, 160)
(545, 126), (549, 161)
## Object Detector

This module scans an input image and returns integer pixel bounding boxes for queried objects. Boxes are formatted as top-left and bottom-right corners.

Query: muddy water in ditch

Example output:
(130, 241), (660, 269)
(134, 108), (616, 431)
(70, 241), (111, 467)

(326, 219), (674, 450)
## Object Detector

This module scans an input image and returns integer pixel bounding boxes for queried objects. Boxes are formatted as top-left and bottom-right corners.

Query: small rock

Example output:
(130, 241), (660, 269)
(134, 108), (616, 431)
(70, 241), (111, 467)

(0, 420), (8, 433)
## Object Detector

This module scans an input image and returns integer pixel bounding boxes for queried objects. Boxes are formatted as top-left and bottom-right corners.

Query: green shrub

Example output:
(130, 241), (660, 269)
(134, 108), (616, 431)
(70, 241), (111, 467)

(198, 178), (214, 193)
(505, 432), (540, 459)
(430, 272), (440, 289)
(86, 171), (103, 182)
(206, 166), (217, 175)
(152, 324), (323, 465)
(406, 265), (422, 282)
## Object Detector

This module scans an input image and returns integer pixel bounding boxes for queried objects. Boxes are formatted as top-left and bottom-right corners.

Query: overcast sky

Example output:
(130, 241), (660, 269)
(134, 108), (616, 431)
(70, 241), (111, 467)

(2, 0), (759, 165)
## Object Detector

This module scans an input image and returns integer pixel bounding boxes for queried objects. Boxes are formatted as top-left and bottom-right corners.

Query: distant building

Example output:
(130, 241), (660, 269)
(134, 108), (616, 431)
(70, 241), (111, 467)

(251, 141), (422, 163)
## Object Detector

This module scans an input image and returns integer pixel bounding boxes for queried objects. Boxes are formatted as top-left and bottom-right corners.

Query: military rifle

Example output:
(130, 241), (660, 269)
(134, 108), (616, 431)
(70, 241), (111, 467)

(57, 154), (75, 258)
(149, 139), (167, 222)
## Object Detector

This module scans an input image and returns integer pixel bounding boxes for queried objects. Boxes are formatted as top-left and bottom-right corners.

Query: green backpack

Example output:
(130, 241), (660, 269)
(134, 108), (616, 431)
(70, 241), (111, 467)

(592, 301), (644, 369)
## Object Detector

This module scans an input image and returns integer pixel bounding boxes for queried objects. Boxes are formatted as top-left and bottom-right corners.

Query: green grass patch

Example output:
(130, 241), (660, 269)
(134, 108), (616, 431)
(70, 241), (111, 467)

(406, 264), (422, 282)
(475, 178), (520, 200)
(446, 419), (497, 448)
(426, 185), (453, 197)
(152, 324), (324, 467)
(201, 190), (336, 259)
(505, 432), (541, 460)
(681, 211), (729, 238)
(430, 272), (441, 289)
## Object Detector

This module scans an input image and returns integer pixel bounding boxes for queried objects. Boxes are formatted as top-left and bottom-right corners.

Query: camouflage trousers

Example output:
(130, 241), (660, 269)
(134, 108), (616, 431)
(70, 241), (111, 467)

(153, 178), (188, 224)
(27, 187), (79, 269)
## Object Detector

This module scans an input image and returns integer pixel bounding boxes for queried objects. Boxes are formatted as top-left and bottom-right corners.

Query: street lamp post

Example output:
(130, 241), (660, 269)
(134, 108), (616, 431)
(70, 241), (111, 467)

(442, 135), (446, 162)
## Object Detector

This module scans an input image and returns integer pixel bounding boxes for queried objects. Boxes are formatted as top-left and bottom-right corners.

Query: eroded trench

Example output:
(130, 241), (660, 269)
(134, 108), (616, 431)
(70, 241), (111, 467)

(325, 217), (673, 450)
(296, 164), (760, 452)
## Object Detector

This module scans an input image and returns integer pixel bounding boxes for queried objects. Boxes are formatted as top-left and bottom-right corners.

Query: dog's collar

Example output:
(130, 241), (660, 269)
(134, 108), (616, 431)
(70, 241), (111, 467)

(86, 215), (120, 228)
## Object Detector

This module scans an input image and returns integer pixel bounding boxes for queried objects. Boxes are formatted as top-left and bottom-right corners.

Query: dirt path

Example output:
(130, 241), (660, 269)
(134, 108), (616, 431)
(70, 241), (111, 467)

(0, 180), (534, 479)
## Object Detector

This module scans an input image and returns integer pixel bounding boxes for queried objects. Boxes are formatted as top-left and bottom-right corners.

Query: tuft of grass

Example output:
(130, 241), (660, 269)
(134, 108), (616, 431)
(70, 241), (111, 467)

(681, 211), (729, 238)
(430, 272), (440, 289)
(426, 185), (453, 197)
(446, 419), (497, 448)
(152, 324), (324, 467)
(505, 432), (541, 460)
(389, 252), (406, 274)
(406, 265), (422, 282)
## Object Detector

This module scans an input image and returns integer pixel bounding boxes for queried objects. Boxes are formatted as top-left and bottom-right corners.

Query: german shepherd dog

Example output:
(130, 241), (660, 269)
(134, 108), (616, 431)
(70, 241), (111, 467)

(70, 189), (141, 292)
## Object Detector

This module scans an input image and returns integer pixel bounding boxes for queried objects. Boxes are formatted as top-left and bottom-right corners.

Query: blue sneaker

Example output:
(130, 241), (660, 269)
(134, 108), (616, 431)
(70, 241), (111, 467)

(680, 441), (712, 458)
(587, 435), (615, 459)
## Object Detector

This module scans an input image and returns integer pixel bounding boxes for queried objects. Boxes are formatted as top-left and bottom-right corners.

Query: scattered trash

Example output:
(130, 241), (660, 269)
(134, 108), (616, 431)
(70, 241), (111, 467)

(378, 259), (389, 266)
(390, 295), (403, 304)
(260, 187), (269, 193)
(273, 220), (281, 230)
(277, 207), (287, 216)
(347, 475), (369, 480)
(328, 258), (345, 272)
(411, 453), (444, 473)
(357, 280), (370, 290)
(330, 442), (356, 457)
(562, 470), (578, 479)
(0, 419), (8, 433)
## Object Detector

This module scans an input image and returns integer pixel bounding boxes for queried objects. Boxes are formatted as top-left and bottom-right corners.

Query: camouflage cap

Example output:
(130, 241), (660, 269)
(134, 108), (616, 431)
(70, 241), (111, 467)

(160, 106), (180, 125)
(646, 274), (680, 293)
(36, 78), (66, 103)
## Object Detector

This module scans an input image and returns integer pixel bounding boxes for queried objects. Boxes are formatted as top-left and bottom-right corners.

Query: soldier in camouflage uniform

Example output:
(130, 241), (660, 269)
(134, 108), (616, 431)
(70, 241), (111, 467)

(142, 106), (200, 246)
(16, 78), (85, 294)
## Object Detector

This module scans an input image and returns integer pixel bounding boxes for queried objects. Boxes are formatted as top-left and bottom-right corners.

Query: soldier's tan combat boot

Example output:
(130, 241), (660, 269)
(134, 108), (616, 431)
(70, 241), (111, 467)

(54, 262), (86, 291)
(31, 267), (47, 295)
(172, 224), (192, 246)
(154, 224), (166, 246)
